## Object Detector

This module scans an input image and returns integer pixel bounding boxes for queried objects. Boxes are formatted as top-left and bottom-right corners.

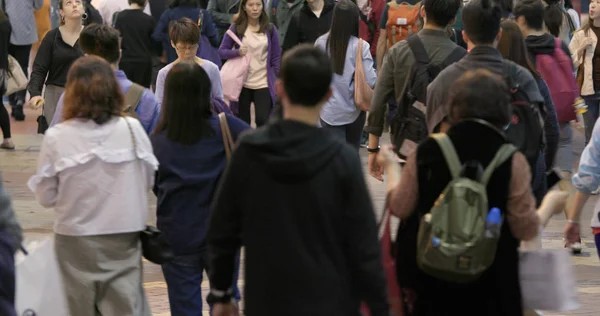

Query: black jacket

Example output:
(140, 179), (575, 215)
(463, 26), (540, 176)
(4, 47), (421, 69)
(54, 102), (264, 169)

(282, 0), (335, 51)
(84, 1), (103, 26)
(207, 120), (389, 316)
(0, 18), (9, 71)
(525, 33), (572, 64)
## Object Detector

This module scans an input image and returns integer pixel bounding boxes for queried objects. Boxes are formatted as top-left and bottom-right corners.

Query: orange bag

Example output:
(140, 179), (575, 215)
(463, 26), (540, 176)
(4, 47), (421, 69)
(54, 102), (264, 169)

(386, 1), (421, 48)
(354, 39), (374, 111)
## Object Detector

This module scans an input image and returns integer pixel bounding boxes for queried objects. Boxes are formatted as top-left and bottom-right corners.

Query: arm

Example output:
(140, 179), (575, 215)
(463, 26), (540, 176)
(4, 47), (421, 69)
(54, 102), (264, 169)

(202, 10), (220, 48)
(387, 151), (417, 219)
(538, 79), (560, 169)
(27, 134), (59, 208)
(364, 48), (397, 138)
(225, 115), (251, 141)
(208, 0), (234, 26)
(362, 41), (377, 88)
(155, 68), (167, 109)
(569, 31), (586, 69)
(27, 31), (54, 97)
(49, 92), (66, 128)
(342, 153), (389, 315)
(506, 153), (541, 241)
(0, 173), (23, 249)
(152, 12), (169, 43)
(269, 26), (282, 76)
(281, 14), (299, 52)
(218, 27), (242, 60)
(135, 89), (160, 134)
(376, 5), (389, 68)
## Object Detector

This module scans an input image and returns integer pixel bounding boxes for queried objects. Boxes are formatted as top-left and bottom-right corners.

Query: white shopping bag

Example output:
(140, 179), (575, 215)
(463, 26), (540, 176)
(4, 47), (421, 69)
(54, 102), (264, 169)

(519, 248), (579, 312)
(15, 238), (69, 316)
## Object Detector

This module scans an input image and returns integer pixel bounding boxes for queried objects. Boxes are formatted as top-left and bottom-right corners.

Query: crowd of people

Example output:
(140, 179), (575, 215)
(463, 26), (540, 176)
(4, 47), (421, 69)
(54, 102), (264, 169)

(0, 0), (598, 315)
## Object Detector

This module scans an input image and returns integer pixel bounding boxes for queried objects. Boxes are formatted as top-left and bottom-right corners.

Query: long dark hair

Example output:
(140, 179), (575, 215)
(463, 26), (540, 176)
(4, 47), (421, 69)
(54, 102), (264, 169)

(235, 0), (269, 35)
(168, 0), (201, 8)
(544, 0), (564, 37)
(327, 0), (359, 75)
(154, 62), (214, 144)
(498, 20), (540, 79)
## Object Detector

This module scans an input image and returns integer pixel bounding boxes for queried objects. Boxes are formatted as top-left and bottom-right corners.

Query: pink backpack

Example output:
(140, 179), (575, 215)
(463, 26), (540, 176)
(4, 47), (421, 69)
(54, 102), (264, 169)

(535, 37), (578, 123)
(220, 30), (251, 102)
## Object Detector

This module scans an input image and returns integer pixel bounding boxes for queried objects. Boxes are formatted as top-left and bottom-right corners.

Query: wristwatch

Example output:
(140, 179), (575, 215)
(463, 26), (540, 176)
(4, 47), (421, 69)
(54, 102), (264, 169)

(206, 289), (234, 305)
(367, 146), (380, 153)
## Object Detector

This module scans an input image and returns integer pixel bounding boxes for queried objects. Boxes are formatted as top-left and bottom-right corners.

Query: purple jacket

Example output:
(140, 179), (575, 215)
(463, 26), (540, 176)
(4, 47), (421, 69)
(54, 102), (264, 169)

(219, 24), (281, 106)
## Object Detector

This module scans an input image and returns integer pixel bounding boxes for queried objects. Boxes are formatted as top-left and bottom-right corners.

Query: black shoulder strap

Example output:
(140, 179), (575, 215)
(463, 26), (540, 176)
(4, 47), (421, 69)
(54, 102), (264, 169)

(441, 46), (466, 68)
(503, 60), (519, 90)
(406, 34), (429, 64)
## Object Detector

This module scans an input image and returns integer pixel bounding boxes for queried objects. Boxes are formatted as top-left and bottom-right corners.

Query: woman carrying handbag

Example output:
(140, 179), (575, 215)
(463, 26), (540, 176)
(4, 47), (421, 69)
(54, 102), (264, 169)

(314, 0), (376, 150)
(219, 0), (281, 127)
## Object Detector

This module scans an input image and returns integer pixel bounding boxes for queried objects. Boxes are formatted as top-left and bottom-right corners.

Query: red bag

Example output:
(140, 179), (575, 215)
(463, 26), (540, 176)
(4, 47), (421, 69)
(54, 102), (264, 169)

(360, 209), (404, 315)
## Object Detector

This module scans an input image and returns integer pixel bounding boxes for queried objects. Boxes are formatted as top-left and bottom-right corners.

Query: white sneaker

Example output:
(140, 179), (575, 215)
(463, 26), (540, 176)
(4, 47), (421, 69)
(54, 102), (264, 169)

(571, 242), (582, 254)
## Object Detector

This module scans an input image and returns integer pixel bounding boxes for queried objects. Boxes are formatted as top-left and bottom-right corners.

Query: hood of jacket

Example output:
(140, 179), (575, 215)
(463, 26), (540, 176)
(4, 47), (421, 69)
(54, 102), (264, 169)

(525, 33), (557, 55)
(238, 120), (345, 182)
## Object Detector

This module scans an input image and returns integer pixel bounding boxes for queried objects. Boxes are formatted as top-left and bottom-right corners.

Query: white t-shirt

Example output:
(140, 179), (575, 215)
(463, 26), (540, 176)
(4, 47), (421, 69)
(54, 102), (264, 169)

(91, 0), (152, 26)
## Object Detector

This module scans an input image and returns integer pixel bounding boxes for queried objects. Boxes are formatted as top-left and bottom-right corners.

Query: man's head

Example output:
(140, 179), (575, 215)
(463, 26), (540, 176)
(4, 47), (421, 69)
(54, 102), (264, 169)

(276, 45), (332, 111)
(462, 0), (503, 47)
(513, 0), (546, 33)
(421, 0), (462, 29)
(79, 24), (121, 65)
(169, 18), (200, 61)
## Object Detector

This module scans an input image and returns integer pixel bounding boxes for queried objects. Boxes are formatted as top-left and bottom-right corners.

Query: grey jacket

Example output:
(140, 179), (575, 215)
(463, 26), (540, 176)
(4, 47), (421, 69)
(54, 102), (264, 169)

(0, 173), (22, 249)
(271, 0), (303, 46)
(208, 0), (240, 29)
(426, 45), (544, 133)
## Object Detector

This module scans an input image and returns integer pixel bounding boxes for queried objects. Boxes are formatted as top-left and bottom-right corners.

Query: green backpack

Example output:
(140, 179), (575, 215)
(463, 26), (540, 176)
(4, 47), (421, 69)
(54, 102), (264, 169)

(417, 134), (517, 283)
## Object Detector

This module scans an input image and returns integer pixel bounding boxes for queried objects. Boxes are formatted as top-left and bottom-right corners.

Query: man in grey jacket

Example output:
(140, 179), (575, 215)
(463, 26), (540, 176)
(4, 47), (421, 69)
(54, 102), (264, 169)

(426, 0), (544, 133)
(208, 0), (240, 40)
(0, 172), (23, 316)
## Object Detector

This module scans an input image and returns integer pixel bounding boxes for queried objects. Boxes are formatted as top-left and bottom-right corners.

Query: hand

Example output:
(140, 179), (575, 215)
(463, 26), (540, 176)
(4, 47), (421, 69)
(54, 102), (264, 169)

(213, 302), (238, 316)
(368, 152), (384, 182)
(585, 37), (595, 47)
(564, 221), (581, 245)
(27, 96), (45, 109)
(376, 145), (400, 167)
(239, 46), (248, 56)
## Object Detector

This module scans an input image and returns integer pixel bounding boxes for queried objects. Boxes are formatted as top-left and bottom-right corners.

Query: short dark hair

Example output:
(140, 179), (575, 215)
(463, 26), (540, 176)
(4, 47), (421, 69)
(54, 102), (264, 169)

(79, 24), (121, 64)
(462, 0), (502, 45)
(154, 62), (214, 144)
(423, 0), (462, 28)
(513, 0), (546, 31)
(280, 45), (332, 107)
(63, 56), (124, 125)
(168, 0), (201, 8)
(448, 69), (511, 128)
(169, 18), (200, 46)
(128, 0), (148, 5)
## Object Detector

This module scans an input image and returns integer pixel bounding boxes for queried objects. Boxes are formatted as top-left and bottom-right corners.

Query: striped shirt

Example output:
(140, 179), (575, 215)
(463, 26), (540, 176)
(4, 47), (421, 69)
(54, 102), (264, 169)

(5, 0), (44, 45)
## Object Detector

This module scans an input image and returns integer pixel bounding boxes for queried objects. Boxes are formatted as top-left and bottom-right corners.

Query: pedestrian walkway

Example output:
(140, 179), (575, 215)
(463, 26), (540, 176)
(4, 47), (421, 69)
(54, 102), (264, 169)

(1, 104), (599, 315)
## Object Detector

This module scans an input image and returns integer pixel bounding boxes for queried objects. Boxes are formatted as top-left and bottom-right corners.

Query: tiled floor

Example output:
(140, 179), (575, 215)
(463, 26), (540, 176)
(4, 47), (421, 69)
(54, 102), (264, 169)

(2, 104), (599, 315)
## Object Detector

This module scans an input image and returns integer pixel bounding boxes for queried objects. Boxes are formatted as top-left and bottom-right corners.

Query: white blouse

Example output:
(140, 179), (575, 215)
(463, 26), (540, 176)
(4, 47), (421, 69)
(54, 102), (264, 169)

(28, 117), (159, 236)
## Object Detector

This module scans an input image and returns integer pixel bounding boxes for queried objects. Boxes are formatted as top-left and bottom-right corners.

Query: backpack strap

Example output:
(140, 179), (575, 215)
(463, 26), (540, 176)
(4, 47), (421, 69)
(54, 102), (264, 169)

(432, 134), (462, 180)
(480, 144), (517, 186)
(407, 34), (430, 65)
(124, 83), (145, 117)
(442, 46), (466, 68)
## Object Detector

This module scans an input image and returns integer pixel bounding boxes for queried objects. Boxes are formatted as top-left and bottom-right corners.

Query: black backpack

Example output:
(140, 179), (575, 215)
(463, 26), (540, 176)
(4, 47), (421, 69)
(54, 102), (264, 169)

(503, 61), (545, 168)
(390, 34), (465, 159)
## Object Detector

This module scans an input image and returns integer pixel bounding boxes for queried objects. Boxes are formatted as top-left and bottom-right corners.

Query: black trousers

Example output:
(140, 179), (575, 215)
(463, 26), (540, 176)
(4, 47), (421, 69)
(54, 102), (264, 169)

(120, 61), (153, 88)
(7, 44), (31, 107)
(238, 87), (272, 127)
(0, 103), (10, 139)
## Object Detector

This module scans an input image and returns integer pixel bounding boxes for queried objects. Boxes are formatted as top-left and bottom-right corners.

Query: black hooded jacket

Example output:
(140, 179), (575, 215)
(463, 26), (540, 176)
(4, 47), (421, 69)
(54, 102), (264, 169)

(207, 120), (389, 316)
(525, 33), (572, 64)
(282, 0), (335, 51)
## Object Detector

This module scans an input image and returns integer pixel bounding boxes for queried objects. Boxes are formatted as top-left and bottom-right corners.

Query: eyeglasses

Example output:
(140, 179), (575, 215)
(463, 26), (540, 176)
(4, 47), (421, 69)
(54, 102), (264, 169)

(175, 44), (199, 52)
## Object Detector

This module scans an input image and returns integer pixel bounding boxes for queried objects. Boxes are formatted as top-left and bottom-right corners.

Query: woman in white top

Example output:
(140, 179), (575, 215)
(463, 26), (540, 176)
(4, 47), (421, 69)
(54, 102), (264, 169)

(314, 0), (376, 150)
(219, 0), (281, 127)
(28, 56), (157, 316)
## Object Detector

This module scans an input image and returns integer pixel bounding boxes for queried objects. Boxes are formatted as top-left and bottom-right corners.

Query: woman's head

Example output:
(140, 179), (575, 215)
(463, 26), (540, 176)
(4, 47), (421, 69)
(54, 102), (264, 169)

(168, 0), (201, 8)
(154, 62), (214, 144)
(448, 69), (511, 128)
(542, 0), (564, 37)
(497, 20), (539, 78)
(328, 0), (359, 75)
(59, 0), (85, 25)
(235, 0), (269, 35)
(169, 18), (200, 61)
(63, 56), (124, 125)
(590, 0), (600, 21)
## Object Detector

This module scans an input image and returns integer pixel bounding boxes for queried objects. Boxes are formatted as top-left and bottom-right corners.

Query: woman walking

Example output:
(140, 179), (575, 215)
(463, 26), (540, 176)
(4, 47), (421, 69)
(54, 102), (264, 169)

(0, 8), (13, 149)
(219, 0), (281, 127)
(314, 0), (376, 149)
(28, 56), (156, 316)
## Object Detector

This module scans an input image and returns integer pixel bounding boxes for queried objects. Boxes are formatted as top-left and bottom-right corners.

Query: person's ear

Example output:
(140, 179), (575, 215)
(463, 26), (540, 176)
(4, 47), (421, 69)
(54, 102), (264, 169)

(171, 41), (176, 49)
(495, 29), (503, 42)
(275, 79), (286, 101)
(462, 30), (470, 44)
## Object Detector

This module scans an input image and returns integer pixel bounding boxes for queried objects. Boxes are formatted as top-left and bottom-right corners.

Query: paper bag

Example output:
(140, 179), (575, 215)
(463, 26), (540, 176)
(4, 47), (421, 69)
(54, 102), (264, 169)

(519, 248), (579, 311)
(15, 238), (69, 316)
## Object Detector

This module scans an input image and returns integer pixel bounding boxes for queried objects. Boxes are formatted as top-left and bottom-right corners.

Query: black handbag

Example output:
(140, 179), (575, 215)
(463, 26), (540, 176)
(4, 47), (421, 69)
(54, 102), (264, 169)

(37, 115), (48, 134)
(124, 118), (174, 265)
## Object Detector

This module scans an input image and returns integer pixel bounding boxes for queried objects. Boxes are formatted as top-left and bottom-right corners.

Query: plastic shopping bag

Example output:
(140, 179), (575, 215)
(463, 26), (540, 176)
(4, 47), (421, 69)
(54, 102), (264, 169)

(220, 30), (251, 102)
(519, 248), (579, 311)
(15, 238), (69, 316)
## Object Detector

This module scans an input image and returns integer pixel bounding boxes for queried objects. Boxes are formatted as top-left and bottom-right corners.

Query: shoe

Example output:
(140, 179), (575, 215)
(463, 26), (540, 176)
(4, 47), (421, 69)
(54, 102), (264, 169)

(592, 188), (600, 195)
(565, 237), (583, 255)
(0, 141), (15, 150)
(12, 103), (25, 121)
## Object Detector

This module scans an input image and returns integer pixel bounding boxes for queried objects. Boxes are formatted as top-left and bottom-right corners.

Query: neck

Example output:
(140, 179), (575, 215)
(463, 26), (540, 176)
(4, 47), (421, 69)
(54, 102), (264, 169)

(525, 28), (545, 37)
(63, 19), (82, 32)
(594, 19), (600, 28)
(422, 23), (445, 31)
(308, 0), (324, 12)
(248, 18), (260, 26)
(283, 104), (321, 126)
(130, 3), (144, 10)
(110, 63), (119, 71)
(467, 43), (496, 52)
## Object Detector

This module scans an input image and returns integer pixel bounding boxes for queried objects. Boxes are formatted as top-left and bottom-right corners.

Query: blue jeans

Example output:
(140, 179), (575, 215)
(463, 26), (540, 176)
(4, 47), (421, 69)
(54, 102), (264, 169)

(162, 250), (241, 316)
(582, 94), (600, 145)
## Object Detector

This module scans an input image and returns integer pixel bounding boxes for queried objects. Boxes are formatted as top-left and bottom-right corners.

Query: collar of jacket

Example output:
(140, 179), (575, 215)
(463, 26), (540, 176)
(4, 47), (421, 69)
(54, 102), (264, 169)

(301, 0), (335, 16)
(465, 45), (504, 62)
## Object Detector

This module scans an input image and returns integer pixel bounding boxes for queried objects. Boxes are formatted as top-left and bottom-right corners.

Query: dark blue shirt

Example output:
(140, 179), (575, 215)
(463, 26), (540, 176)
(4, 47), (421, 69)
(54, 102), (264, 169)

(151, 114), (250, 255)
